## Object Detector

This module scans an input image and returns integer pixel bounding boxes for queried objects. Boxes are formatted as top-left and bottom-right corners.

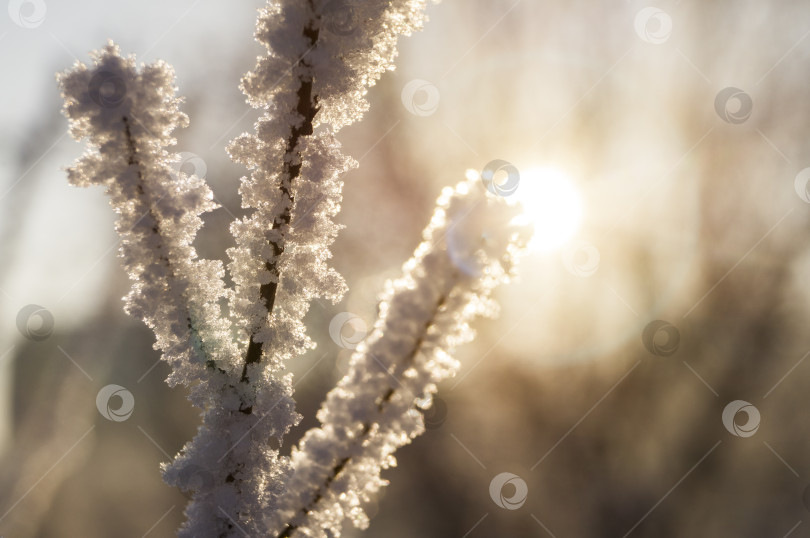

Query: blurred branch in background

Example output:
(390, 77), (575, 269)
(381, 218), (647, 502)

(0, 109), (66, 454)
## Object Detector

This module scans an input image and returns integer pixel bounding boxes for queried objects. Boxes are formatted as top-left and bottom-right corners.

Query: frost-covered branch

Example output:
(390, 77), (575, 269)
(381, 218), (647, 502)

(227, 0), (431, 384)
(162, 0), (430, 535)
(57, 3), (533, 538)
(57, 43), (238, 392)
(270, 178), (529, 537)
(234, 2), (320, 381)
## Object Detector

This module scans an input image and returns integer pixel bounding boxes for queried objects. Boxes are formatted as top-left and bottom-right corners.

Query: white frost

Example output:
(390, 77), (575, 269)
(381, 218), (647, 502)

(56, 2), (528, 537)
(270, 177), (529, 536)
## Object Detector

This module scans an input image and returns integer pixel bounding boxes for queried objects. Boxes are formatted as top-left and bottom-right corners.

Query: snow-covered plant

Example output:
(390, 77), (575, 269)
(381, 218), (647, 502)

(57, 1), (529, 536)
(272, 178), (527, 536)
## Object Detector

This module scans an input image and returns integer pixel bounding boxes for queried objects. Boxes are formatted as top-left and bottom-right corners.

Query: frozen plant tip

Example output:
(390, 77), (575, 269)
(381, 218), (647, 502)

(271, 177), (529, 537)
(58, 1), (529, 537)
(57, 42), (238, 391)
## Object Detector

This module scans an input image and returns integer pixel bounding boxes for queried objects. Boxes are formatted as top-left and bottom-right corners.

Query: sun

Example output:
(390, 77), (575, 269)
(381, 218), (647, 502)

(467, 165), (584, 252)
(480, 165), (583, 252)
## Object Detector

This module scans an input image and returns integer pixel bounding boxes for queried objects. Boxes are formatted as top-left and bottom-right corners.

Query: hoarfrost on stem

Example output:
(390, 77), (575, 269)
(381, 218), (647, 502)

(57, 42), (239, 390)
(164, 1), (431, 535)
(271, 177), (530, 537)
(227, 0), (431, 381)
(58, 1), (531, 537)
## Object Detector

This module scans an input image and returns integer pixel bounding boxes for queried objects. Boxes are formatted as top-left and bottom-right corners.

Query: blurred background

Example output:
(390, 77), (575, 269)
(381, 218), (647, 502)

(2, 0), (810, 536)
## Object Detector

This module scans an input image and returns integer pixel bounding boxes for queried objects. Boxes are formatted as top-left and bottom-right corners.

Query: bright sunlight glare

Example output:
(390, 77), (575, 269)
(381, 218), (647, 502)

(515, 167), (583, 252)
(469, 166), (584, 252)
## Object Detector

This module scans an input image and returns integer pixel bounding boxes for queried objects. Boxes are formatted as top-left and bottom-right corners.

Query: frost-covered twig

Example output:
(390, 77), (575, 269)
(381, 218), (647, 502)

(158, 1), (431, 535)
(226, 0), (431, 382)
(57, 43), (238, 391)
(58, 2), (532, 537)
(59, 1), (434, 536)
(271, 178), (529, 537)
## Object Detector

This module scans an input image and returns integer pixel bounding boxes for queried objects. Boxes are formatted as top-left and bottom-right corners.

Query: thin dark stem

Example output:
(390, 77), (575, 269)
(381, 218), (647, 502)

(240, 7), (320, 392)
(223, 1), (321, 520)
(276, 291), (451, 537)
